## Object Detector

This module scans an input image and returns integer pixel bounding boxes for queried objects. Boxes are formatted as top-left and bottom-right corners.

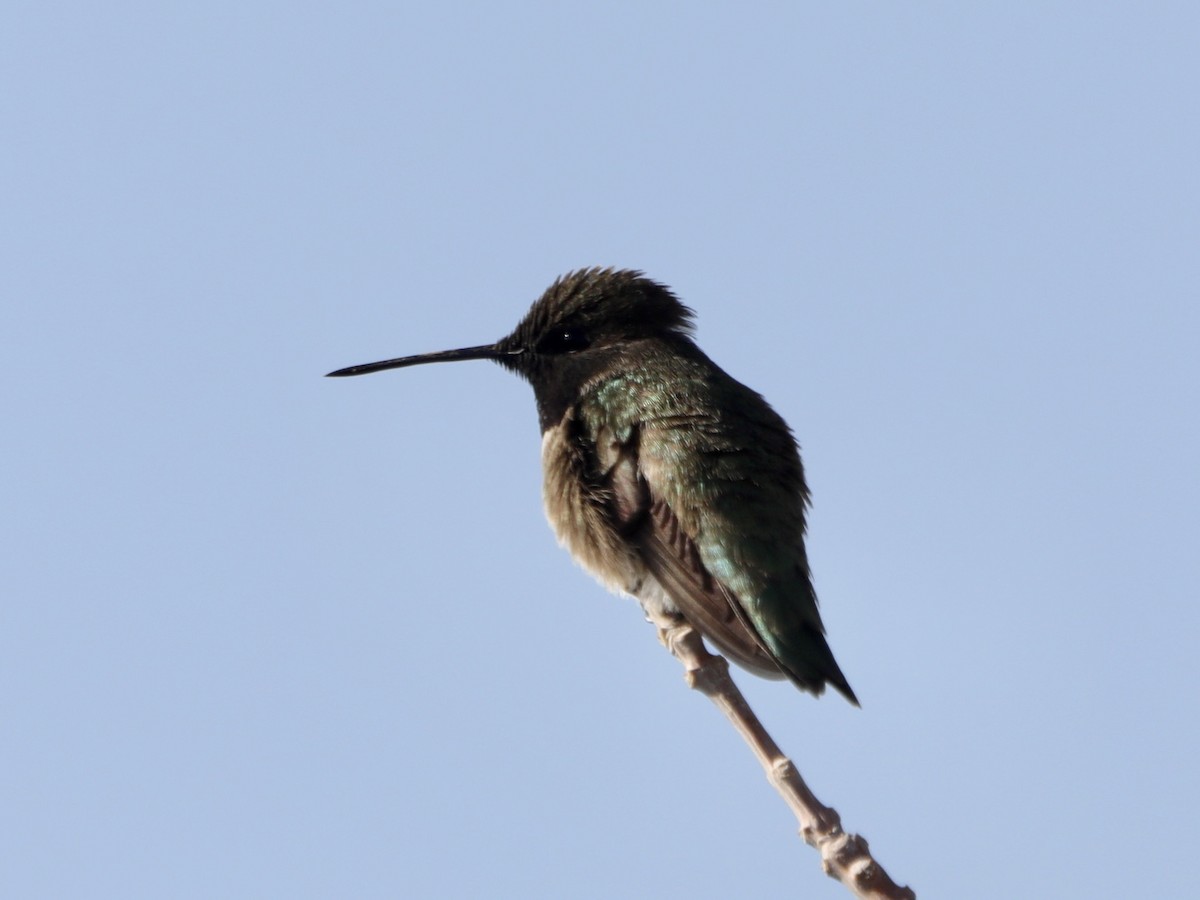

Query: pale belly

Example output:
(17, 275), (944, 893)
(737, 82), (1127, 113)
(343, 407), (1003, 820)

(539, 426), (679, 618)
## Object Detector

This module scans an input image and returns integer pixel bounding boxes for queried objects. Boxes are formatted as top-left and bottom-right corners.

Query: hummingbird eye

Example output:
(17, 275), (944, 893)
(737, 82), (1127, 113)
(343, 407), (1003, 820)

(536, 327), (591, 355)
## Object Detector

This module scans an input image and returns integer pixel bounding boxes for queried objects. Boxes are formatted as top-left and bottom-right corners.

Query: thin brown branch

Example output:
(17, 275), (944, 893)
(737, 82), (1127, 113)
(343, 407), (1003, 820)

(649, 611), (916, 900)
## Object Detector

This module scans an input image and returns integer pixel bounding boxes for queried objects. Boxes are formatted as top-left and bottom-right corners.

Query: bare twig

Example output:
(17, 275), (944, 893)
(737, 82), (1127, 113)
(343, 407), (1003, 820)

(649, 611), (915, 900)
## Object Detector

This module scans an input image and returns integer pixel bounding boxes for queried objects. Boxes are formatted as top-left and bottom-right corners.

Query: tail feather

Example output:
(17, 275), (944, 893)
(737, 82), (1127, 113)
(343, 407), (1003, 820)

(748, 571), (859, 706)
(774, 623), (859, 706)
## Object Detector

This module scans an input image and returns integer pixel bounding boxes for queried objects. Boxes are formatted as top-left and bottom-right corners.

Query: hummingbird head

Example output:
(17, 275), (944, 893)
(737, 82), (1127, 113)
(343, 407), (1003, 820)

(326, 267), (696, 428)
(495, 267), (695, 364)
(327, 268), (694, 373)
(491, 268), (697, 428)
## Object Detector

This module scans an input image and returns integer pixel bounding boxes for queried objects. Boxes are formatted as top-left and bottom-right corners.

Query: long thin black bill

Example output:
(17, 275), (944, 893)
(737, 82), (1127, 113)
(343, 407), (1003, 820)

(326, 344), (518, 377)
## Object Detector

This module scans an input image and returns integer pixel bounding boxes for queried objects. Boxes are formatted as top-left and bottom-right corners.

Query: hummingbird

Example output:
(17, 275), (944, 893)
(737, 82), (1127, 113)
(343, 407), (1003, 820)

(328, 268), (857, 704)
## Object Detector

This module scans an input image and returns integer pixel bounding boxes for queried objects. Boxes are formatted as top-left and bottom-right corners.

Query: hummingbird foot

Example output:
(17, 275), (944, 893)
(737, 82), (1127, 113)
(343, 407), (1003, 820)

(647, 610), (733, 699)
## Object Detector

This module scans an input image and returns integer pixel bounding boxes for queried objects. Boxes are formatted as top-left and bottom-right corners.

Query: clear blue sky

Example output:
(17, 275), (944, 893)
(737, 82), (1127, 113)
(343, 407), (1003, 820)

(4, 4), (1197, 898)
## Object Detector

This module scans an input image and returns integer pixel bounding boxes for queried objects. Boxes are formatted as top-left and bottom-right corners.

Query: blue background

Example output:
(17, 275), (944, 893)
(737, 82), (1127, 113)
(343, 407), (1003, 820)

(4, 4), (1197, 897)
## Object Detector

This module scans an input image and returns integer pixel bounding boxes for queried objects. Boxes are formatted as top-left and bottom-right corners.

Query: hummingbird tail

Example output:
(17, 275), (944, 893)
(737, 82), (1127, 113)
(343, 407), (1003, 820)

(774, 625), (859, 706)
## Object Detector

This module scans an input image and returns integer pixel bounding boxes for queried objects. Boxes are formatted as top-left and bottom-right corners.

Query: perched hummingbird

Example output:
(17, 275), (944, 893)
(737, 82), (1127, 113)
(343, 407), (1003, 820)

(328, 268), (857, 704)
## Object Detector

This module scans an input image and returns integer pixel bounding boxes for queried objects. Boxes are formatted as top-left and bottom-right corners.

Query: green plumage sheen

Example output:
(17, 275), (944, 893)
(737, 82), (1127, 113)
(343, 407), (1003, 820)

(577, 339), (852, 701)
